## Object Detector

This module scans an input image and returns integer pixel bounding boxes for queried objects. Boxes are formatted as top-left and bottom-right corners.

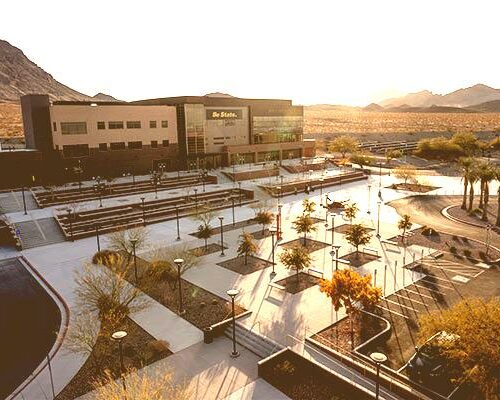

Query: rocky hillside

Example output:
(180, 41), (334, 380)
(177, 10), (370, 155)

(0, 39), (92, 102)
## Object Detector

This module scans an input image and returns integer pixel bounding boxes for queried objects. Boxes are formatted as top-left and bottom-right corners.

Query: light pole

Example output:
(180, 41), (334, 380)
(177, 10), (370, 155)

(95, 223), (100, 252)
(378, 163), (382, 199)
(376, 200), (382, 238)
(237, 182), (242, 206)
(370, 352), (388, 400)
(277, 203), (283, 240)
(111, 330), (128, 393)
(367, 183), (372, 214)
(227, 289), (240, 358)
(174, 258), (185, 315)
(194, 188), (198, 212)
(219, 216), (225, 256)
(66, 209), (74, 242)
(21, 186), (27, 215)
(231, 197), (236, 226)
(130, 238), (138, 284)
(269, 226), (277, 278)
(319, 178), (324, 204)
(331, 213), (336, 246)
(140, 197), (146, 226)
(330, 245), (341, 272)
(176, 205), (181, 240)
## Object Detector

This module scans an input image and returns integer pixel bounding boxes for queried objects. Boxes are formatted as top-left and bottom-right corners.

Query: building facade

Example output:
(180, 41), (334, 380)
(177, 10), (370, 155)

(18, 93), (314, 184)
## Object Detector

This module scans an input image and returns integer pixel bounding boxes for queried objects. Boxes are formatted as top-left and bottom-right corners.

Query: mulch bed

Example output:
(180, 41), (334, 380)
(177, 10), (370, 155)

(55, 317), (171, 400)
(119, 256), (246, 329)
(339, 251), (380, 268)
(275, 272), (322, 294)
(312, 312), (386, 352)
(389, 227), (500, 265)
(328, 223), (375, 234)
(189, 243), (227, 256)
(280, 238), (330, 253)
(447, 204), (498, 228)
(217, 255), (274, 275)
(386, 183), (439, 193)
(188, 218), (257, 236)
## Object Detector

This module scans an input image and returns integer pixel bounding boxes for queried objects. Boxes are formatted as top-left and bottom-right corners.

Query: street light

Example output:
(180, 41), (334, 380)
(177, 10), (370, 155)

(111, 330), (128, 393)
(237, 182), (242, 206)
(277, 203), (283, 240)
(194, 188), (198, 212)
(174, 258), (185, 315)
(367, 183), (372, 214)
(330, 213), (336, 246)
(95, 223), (100, 252)
(376, 200), (382, 238)
(378, 163), (382, 199)
(330, 245), (341, 272)
(130, 238), (138, 284)
(140, 197), (146, 226)
(319, 177), (324, 204)
(231, 197), (236, 226)
(66, 209), (74, 242)
(269, 226), (277, 278)
(226, 288), (240, 358)
(21, 186), (27, 215)
(370, 352), (388, 400)
(175, 205), (181, 241)
(219, 216), (225, 256)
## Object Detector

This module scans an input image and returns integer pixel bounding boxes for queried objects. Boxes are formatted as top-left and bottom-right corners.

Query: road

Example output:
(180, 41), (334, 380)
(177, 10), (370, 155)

(388, 195), (500, 248)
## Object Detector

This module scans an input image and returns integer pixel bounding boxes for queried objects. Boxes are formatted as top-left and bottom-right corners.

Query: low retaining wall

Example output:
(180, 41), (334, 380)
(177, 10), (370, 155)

(222, 168), (279, 182)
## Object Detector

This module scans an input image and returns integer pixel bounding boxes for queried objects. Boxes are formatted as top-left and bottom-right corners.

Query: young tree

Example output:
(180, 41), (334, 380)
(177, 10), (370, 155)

(350, 152), (373, 168)
(292, 214), (317, 246)
(279, 246), (312, 282)
(320, 269), (382, 349)
(92, 369), (191, 400)
(343, 202), (359, 225)
(394, 164), (418, 185)
(418, 297), (500, 399)
(385, 149), (403, 165)
(108, 227), (150, 263)
(329, 135), (360, 158)
(192, 204), (215, 250)
(237, 232), (258, 265)
(459, 157), (474, 210)
(148, 244), (198, 289)
(196, 224), (213, 250)
(302, 198), (316, 215)
(345, 224), (372, 257)
(254, 209), (274, 235)
(397, 214), (412, 244)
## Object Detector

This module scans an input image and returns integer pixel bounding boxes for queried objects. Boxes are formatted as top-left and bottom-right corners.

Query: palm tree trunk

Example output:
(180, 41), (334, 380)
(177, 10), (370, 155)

(497, 189), (500, 226)
(479, 180), (484, 209)
(205, 238), (208, 250)
(304, 232), (307, 247)
(468, 185), (474, 212)
(402, 227), (406, 245)
(245, 253), (248, 265)
(350, 313), (354, 350)
(461, 178), (468, 209)
(482, 185), (490, 221)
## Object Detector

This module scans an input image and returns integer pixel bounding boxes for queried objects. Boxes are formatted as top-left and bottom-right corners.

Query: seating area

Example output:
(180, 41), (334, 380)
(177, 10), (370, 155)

(358, 140), (418, 154)
(222, 166), (279, 182)
(259, 170), (368, 197)
(55, 187), (254, 240)
(32, 174), (217, 207)
(281, 161), (331, 174)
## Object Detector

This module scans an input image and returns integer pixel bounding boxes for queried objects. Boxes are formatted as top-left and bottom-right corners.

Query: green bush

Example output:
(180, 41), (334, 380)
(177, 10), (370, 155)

(449, 246), (457, 254)
(421, 226), (438, 236)
(463, 249), (472, 257)
(92, 250), (121, 266)
(414, 137), (465, 160)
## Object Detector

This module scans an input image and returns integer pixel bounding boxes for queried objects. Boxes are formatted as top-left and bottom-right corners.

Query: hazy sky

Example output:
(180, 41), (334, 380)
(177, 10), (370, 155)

(1, 0), (499, 105)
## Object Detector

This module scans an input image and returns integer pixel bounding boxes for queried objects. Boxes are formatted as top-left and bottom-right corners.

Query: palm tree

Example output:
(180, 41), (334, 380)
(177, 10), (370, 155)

(478, 164), (495, 221)
(397, 214), (412, 244)
(495, 167), (500, 227)
(467, 167), (479, 212)
(459, 157), (474, 210)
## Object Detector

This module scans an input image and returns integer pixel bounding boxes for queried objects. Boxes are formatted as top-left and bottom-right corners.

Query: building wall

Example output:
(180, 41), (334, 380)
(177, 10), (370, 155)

(204, 106), (249, 153)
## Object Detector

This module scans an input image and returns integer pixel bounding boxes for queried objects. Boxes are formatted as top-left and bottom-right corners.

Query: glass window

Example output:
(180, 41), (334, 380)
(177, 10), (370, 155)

(126, 121), (141, 129)
(98, 143), (107, 151)
(151, 140), (158, 148)
(150, 121), (157, 128)
(108, 121), (124, 129)
(161, 120), (168, 128)
(61, 122), (87, 135)
(52, 122), (57, 132)
(97, 121), (106, 130)
(128, 141), (143, 149)
(162, 140), (169, 147)
(62, 144), (89, 157)
(110, 142), (126, 150)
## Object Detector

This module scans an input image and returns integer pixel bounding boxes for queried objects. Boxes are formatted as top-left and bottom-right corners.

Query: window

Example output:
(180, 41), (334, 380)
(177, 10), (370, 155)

(52, 122), (57, 132)
(98, 143), (107, 151)
(126, 121), (141, 129)
(62, 144), (89, 158)
(150, 121), (157, 128)
(128, 141), (143, 149)
(161, 120), (168, 128)
(61, 122), (87, 135)
(110, 142), (126, 150)
(97, 121), (106, 130)
(151, 140), (158, 148)
(108, 121), (124, 129)
(162, 140), (169, 147)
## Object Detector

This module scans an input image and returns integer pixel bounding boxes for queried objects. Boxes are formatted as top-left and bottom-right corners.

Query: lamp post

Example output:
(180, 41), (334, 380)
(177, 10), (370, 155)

(66, 209), (74, 242)
(269, 226), (277, 278)
(95, 223), (100, 252)
(237, 182), (242, 205)
(319, 177), (324, 204)
(277, 203), (283, 240)
(330, 245), (341, 272)
(176, 205), (181, 241)
(226, 289), (240, 358)
(140, 197), (146, 226)
(174, 258), (185, 315)
(21, 186), (27, 215)
(194, 188), (198, 212)
(376, 200), (382, 238)
(378, 163), (382, 199)
(331, 213), (336, 246)
(130, 238), (138, 284)
(111, 330), (128, 393)
(231, 197), (236, 226)
(370, 352), (388, 400)
(219, 216), (225, 256)
(367, 184), (372, 214)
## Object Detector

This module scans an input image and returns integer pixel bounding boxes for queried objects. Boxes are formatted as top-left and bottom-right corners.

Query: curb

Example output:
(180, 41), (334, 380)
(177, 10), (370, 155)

(441, 205), (492, 230)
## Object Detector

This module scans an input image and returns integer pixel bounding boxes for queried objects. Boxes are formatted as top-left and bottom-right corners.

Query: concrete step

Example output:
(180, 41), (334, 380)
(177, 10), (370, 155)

(13, 217), (67, 249)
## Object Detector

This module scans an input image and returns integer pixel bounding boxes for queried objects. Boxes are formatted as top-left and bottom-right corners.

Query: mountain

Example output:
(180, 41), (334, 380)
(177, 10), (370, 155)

(0, 39), (93, 102)
(363, 103), (384, 112)
(380, 84), (500, 108)
(466, 99), (500, 113)
(92, 92), (121, 102)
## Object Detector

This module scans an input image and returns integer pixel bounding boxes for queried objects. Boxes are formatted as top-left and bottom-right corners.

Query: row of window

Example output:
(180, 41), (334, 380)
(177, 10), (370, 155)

(56, 120), (169, 135)
(61, 140), (170, 157)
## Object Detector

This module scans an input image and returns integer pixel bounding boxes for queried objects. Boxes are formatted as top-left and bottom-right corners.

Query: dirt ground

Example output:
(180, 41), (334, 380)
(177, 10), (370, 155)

(275, 272), (321, 294)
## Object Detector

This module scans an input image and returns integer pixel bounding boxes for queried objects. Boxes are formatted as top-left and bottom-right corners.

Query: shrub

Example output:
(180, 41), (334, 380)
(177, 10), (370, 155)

(92, 250), (121, 266)
(422, 227), (438, 236)
(415, 137), (465, 160)
(449, 246), (457, 254)
(144, 339), (170, 361)
(463, 249), (472, 257)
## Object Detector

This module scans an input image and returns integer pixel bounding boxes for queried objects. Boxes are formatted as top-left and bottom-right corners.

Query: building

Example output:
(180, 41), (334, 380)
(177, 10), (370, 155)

(19, 93), (314, 184)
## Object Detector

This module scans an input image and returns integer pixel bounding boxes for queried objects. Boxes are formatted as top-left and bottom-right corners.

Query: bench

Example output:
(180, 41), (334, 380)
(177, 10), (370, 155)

(381, 239), (399, 247)
(268, 282), (285, 292)
(363, 247), (379, 256)
(308, 268), (324, 279)
(431, 251), (444, 259)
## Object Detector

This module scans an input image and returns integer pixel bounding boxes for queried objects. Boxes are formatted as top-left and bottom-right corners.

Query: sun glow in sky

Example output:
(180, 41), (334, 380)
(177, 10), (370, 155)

(1, 0), (499, 106)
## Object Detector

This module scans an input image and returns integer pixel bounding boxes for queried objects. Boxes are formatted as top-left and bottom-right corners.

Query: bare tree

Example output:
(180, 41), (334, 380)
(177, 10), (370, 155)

(108, 227), (150, 262)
